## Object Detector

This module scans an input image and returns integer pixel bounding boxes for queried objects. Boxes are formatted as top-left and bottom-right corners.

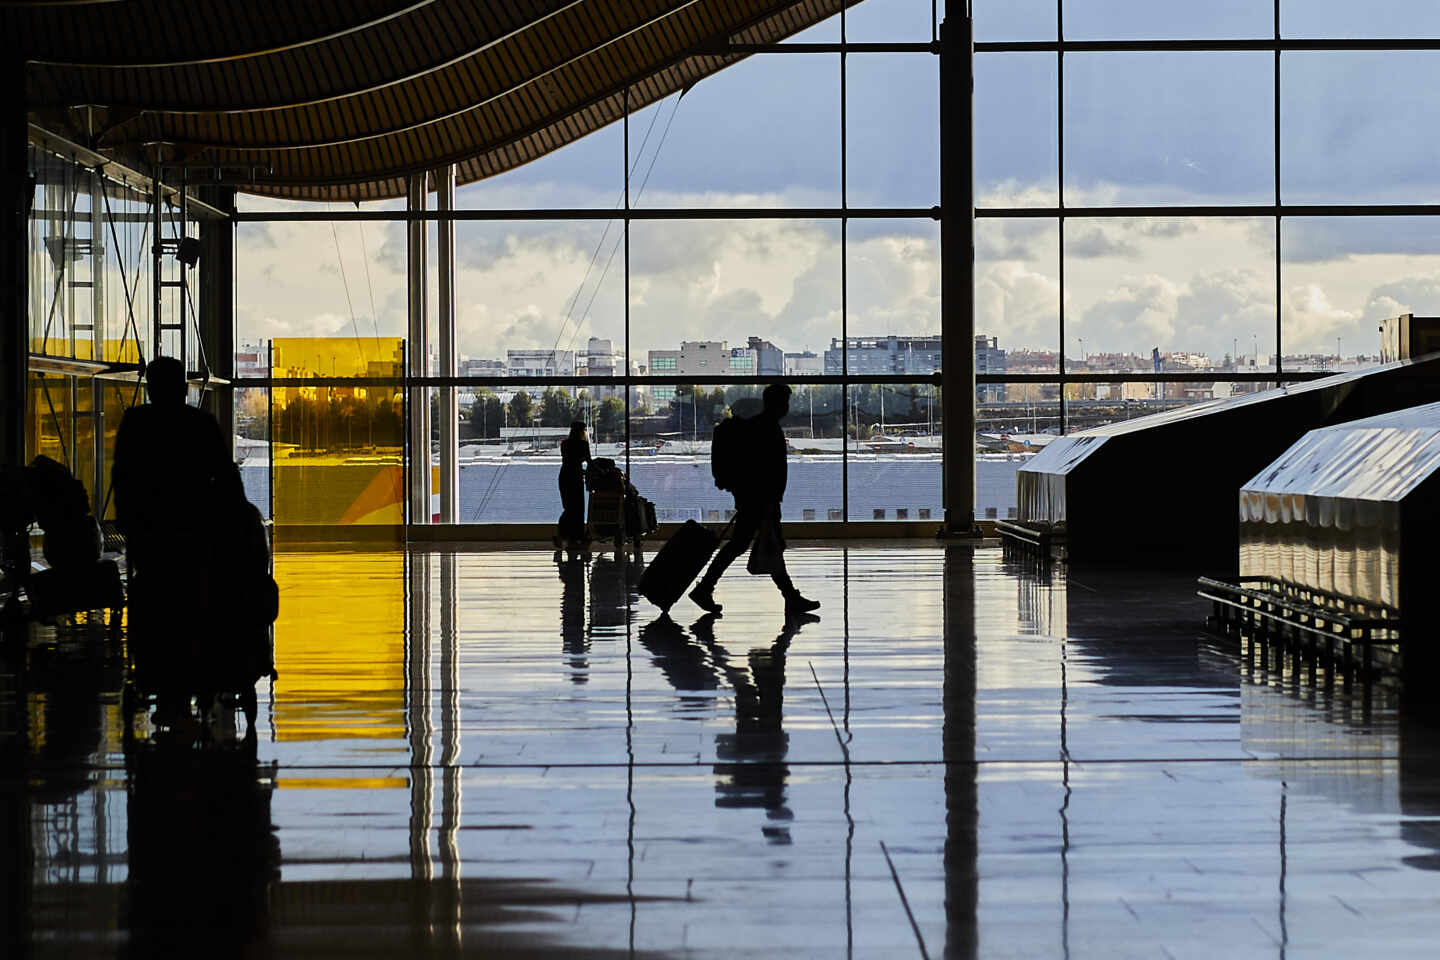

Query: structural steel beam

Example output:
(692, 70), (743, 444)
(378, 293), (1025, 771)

(940, 15), (976, 535)
(198, 184), (236, 455)
(406, 173), (430, 525)
(435, 165), (458, 525)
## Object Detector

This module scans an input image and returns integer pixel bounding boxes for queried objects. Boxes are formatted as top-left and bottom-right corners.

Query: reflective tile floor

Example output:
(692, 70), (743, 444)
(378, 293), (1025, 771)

(5, 543), (1440, 957)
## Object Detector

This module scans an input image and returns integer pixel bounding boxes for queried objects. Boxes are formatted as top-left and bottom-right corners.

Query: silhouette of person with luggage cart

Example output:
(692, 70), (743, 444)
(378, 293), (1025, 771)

(690, 384), (819, 616)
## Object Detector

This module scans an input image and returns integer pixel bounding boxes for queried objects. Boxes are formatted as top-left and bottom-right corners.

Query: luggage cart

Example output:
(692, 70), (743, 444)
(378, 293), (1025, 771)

(585, 458), (658, 561)
(587, 488), (658, 561)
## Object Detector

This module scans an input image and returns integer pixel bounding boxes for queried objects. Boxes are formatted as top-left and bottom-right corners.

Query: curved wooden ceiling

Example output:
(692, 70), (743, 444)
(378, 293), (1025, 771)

(9, 0), (850, 202)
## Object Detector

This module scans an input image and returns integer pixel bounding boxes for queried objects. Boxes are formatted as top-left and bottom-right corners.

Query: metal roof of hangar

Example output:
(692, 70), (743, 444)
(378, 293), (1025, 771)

(12, 0), (850, 202)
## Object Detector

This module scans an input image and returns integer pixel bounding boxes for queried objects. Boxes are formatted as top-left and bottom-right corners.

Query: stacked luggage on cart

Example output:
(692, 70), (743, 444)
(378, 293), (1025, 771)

(586, 458), (657, 560)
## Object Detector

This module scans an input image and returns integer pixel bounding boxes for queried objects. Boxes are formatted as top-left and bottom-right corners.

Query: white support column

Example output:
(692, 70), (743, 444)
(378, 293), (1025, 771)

(435, 165), (458, 524)
(407, 174), (431, 524)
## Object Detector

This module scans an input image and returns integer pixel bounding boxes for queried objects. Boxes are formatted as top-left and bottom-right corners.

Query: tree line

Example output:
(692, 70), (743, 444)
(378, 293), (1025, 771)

(258, 383), (943, 452)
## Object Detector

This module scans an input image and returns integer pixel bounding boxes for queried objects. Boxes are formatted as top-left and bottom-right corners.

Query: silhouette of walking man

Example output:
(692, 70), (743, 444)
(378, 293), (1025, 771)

(690, 383), (819, 615)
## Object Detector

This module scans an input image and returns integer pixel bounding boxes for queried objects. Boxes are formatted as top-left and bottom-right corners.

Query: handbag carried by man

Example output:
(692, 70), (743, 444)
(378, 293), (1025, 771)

(745, 502), (786, 575)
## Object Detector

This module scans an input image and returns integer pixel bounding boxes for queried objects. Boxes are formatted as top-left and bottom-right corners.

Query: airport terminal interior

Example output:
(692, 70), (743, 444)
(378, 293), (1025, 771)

(6, 2), (1440, 957)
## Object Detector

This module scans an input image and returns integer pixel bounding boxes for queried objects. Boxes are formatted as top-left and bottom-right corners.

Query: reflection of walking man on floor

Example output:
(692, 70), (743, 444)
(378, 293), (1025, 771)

(690, 383), (819, 616)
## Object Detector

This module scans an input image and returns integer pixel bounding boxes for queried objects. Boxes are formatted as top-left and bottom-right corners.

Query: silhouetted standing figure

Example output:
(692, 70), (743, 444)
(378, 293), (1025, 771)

(112, 357), (240, 719)
(556, 420), (591, 549)
(690, 384), (819, 615)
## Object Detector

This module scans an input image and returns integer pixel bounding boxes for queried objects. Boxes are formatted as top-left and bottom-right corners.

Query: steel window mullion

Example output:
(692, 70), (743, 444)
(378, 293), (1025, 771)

(835, 1), (840, 526)
(979, 204), (1440, 217)
(717, 41), (938, 54)
(235, 204), (1440, 223)
(233, 207), (942, 222)
(1274, 0), (1283, 375)
(1056, 0), (1065, 434)
(624, 86), (630, 483)
(977, 39), (1440, 53)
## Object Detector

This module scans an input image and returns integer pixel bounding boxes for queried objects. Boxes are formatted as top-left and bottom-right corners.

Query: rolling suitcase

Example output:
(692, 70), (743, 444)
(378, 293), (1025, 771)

(638, 519), (724, 612)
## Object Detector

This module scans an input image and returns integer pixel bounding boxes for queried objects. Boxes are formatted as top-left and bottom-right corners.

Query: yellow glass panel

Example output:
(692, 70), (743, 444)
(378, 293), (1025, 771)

(270, 337), (405, 526)
(271, 337), (404, 380)
(73, 383), (96, 510)
(98, 382), (141, 522)
(271, 549), (406, 743)
(26, 372), (72, 467)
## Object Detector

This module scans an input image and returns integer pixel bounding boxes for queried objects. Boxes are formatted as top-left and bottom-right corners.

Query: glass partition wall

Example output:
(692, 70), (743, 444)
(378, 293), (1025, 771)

(231, 2), (1440, 529)
(25, 142), (215, 522)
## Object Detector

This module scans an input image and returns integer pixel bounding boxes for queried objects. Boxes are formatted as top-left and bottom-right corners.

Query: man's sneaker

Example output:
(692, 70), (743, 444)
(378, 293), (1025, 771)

(689, 585), (723, 614)
(784, 594), (821, 614)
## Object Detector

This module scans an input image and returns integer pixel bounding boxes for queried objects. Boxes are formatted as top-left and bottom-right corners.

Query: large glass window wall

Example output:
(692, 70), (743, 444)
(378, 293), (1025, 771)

(974, 0), (1440, 440)
(230, 3), (1440, 528)
(232, 2), (952, 526)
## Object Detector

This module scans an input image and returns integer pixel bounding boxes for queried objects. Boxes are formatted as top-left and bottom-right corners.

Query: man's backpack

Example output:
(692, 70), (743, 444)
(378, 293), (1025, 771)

(711, 415), (747, 492)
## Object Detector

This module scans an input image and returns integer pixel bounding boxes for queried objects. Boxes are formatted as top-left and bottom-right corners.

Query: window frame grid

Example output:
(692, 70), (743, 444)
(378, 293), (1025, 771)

(232, 6), (1414, 526)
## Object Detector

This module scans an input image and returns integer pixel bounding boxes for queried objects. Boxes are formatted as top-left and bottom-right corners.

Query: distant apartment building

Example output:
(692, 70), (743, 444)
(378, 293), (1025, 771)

(581, 337), (618, 377)
(460, 357), (505, 378)
(506, 349), (574, 378)
(1163, 351), (1211, 370)
(578, 337), (633, 401)
(976, 335), (1006, 403)
(747, 337), (784, 376)
(648, 340), (758, 404)
(784, 351), (823, 376)
(824, 335), (943, 376)
(235, 341), (266, 379)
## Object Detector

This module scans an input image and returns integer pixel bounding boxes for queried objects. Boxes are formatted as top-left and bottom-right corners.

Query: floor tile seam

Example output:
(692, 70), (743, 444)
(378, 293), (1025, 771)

(25, 752), (1402, 776)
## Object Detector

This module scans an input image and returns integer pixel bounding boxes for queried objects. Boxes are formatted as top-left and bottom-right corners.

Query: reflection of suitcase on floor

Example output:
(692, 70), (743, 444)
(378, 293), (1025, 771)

(638, 520), (720, 613)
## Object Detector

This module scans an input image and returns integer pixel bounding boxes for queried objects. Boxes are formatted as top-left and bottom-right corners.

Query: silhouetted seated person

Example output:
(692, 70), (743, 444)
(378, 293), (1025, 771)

(555, 420), (591, 558)
(112, 357), (243, 722)
(25, 455), (102, 571)
(12, 455), (121, 621)
(690, 384), (819, 615)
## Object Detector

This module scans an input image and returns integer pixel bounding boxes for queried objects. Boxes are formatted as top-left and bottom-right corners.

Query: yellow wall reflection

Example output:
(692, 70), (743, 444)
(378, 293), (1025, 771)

(271, 550), (407, 748)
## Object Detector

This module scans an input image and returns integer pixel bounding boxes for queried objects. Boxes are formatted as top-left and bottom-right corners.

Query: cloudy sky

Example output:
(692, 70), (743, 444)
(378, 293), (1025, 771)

(235, 0), (1440, 368)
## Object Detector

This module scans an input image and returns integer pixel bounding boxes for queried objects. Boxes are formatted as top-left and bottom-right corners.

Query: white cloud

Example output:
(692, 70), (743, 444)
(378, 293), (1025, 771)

(1282, 283), (1359, 351)
(976, 263), (1059, 344)
(233, 175), (1439, 366)
(1363, 275), (1440, 322)
(1081, 274), (1182, 346)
